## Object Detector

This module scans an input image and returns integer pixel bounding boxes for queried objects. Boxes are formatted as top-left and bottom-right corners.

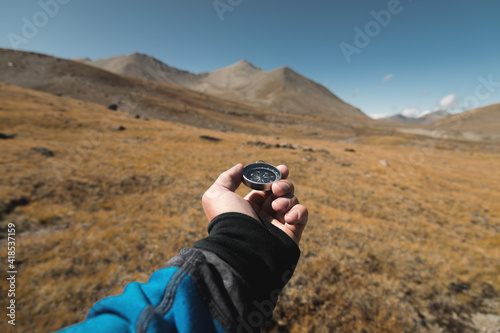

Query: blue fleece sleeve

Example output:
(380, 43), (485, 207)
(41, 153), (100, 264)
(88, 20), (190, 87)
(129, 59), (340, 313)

(58, 266), (224, 333)
(59, 212), (300, 333)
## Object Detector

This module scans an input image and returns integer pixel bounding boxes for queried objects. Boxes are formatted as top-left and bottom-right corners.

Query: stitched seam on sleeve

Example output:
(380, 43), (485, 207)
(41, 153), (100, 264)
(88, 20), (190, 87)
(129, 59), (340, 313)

(135, 305), (156, 333)
(136, 252), (197, 332)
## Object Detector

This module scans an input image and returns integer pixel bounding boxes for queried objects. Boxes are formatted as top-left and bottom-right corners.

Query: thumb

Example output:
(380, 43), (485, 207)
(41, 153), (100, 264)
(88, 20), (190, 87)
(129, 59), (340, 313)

(203, 164), (259, 222)
(213, 163), (243, 192)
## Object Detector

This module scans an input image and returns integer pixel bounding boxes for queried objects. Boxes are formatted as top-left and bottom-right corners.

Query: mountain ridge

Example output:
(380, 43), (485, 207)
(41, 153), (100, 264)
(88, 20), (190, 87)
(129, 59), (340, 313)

(79, 52), (367, 119)
(381, 110), (450, 125)
(0, 48), (381, 140)
(0, 48), (277, 133)
(1, 48), (498, 143)
(91, 52), (201, 88)
(432, 103), (500, 133)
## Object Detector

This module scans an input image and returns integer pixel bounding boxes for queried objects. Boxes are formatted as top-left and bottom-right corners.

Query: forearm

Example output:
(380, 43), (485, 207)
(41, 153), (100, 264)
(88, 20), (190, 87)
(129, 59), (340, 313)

(193, 212), (301, 327)
(58, 212), (300, 333)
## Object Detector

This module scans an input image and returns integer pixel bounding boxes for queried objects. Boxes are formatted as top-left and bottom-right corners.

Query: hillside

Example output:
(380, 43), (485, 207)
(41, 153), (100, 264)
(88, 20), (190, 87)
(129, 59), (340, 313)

(0, 48), (379, 139)
(396, 105), (500, 143)
(84, 52), (200, 88)
(81, 52), (367, 119)
(432, 103), (500, 134)
(0, 48), (262, 132)
(1, 83), (499, 332)
(382, 110), (449, 125)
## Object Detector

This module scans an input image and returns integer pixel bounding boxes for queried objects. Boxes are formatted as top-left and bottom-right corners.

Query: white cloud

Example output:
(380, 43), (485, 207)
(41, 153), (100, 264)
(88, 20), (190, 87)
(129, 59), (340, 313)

(401, 107), (422, 118)
(419, 107), (440, 117)
(370, 112), (391, 119)
(438, 93), (458, 109)
(390, 93), (457, 120)
(418, 110), (431, 117)
(382, 74), (394, 82)
(418, 109), (432, 117)
(353, 87), (359, 97)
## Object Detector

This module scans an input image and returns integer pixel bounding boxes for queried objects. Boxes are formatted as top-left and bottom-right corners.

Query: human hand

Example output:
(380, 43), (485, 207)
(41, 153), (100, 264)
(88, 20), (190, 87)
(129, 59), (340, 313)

(202, 164), (308, 245)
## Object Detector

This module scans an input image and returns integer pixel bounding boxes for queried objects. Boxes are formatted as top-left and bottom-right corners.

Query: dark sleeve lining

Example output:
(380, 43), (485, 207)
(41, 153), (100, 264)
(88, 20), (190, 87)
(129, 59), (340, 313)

(193, 212), (300, 306)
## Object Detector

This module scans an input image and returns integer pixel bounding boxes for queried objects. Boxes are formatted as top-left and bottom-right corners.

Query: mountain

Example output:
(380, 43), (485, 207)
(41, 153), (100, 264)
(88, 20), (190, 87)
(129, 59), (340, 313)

(393, 105), (500, 142)
(80, 53), (367, 120)
(0, 48), (272, 133)
(200, 63), (367, 119)
(0, 48), (376, 139)
(3, 48), (497, 143)
(431, 103), (500, 138)
(381, 110), (449, 125)
(87, 52), (200, 88)
(420, 110), (450, 124)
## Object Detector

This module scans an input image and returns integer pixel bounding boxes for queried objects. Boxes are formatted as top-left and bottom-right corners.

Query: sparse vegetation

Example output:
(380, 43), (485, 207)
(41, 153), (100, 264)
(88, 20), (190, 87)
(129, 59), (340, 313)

(0, 83), (499, 332)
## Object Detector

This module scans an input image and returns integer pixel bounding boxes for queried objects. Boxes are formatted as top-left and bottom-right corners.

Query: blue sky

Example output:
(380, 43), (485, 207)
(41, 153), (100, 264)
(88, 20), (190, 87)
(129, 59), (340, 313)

(1, 0), (499, 118)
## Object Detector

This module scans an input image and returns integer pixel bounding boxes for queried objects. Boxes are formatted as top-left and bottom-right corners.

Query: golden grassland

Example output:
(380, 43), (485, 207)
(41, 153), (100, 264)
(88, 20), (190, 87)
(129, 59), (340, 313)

(0, 83), (499, 332)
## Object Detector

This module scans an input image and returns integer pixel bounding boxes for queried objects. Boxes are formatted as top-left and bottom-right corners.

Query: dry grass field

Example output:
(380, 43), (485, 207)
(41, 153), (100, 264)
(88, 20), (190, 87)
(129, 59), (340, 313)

(1, 83), (499, 332)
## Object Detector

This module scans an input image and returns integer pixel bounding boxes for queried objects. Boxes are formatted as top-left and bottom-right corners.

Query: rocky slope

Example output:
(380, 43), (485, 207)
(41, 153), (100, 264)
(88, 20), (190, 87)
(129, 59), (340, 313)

(81, 52), (367, 120)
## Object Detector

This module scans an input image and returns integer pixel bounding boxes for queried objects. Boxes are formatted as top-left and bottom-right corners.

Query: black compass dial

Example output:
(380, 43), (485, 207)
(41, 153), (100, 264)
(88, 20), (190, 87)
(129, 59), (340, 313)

(242, 162), (282, 191)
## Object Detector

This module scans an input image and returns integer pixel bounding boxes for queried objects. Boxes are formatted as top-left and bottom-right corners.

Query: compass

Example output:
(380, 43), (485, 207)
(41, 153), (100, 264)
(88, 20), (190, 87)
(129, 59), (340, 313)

(242, 161), (282, 191)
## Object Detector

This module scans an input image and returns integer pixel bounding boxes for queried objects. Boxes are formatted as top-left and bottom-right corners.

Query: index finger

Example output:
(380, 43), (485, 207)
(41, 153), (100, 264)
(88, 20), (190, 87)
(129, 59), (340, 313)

(244, 164), (291, 208)
(276, 164), (289, 180)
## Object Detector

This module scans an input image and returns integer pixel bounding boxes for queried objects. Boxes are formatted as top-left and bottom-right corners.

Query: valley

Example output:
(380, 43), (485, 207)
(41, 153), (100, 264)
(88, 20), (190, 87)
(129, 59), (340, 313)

(0, 48), (499, 332)
(0, 82), (498, 332)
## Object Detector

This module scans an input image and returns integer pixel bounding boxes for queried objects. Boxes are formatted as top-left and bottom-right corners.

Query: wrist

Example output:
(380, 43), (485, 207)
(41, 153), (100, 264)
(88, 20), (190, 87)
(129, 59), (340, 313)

(194, 212), (300, 303)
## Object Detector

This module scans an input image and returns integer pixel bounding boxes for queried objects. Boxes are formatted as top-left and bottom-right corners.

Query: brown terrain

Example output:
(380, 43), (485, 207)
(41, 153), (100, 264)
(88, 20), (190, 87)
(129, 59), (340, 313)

(396, 104), (500, 144)
(431, 104), (500, 139)
(1, 49), (500, 332)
